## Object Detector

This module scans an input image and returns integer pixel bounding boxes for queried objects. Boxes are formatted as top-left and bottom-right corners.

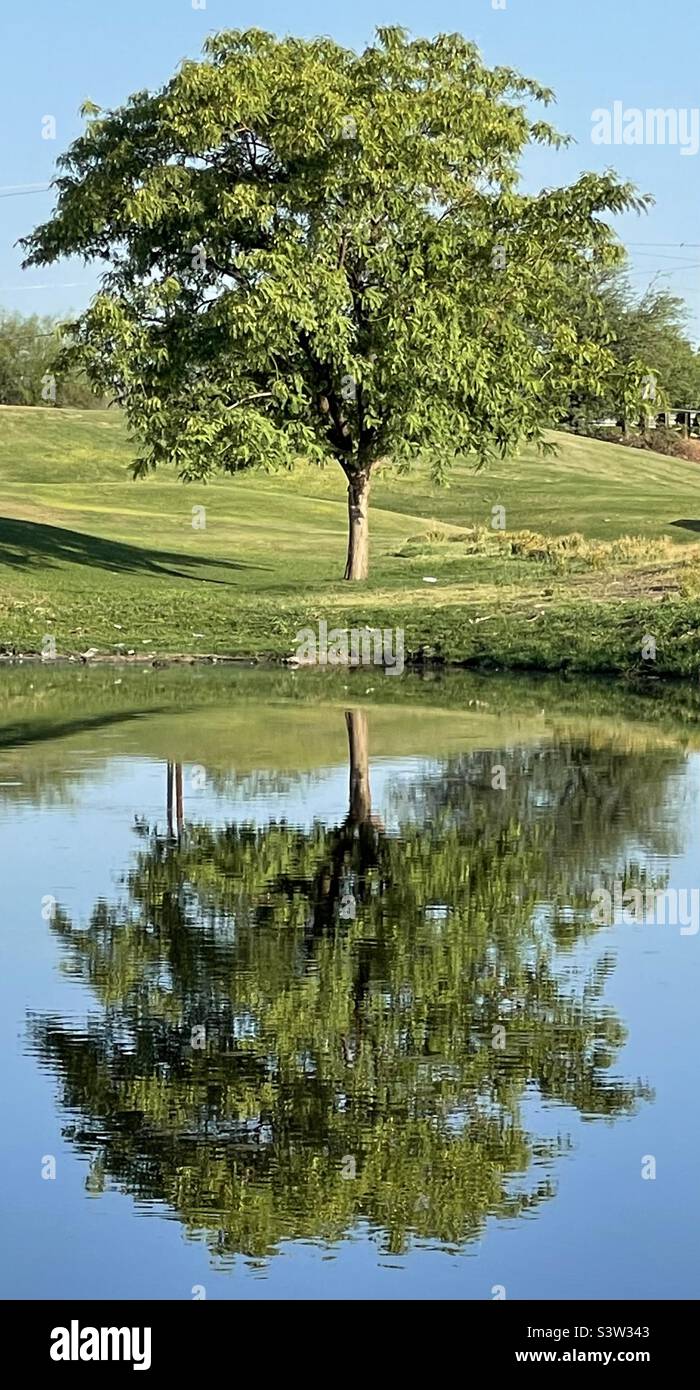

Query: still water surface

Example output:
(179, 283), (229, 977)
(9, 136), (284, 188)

(0, 667), (698, 1299)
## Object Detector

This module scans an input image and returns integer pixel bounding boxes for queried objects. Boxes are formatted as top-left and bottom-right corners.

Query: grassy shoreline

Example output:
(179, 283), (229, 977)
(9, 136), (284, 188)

(2, 593), (699, 679)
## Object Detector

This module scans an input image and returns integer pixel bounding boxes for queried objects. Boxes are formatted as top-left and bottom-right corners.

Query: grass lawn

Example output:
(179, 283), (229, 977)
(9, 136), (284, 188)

(2, 404), (700, 676)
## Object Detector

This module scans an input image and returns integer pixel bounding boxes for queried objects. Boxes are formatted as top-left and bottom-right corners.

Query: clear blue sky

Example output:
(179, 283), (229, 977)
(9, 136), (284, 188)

(1, 0), (699, 337)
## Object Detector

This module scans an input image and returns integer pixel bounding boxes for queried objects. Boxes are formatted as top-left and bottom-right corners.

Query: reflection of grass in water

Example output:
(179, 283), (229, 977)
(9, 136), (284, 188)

(0, 661), (697, 772)
(1, 664), (700, 811)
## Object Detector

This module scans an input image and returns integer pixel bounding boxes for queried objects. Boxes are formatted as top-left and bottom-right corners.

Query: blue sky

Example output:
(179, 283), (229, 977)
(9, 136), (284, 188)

(1, 0), (699, 337)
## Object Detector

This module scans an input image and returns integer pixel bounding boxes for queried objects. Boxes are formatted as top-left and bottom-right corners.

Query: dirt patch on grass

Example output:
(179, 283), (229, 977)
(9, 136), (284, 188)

(564, 562), (689, 602)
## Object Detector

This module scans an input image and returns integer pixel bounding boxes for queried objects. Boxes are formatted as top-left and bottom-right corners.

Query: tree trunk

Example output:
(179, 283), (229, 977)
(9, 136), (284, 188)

(175, 763), (184, 841)
(345, 710), (372, 823)
(343, 470), (371, 580)
(166, 762), (174, 839)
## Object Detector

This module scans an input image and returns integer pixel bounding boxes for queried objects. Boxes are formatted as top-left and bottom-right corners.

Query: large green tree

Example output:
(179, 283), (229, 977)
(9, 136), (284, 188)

(23, 27), (650, 578)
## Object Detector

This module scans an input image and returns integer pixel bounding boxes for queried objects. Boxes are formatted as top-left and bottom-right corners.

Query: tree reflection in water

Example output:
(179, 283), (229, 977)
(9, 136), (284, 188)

(30, 710), (671, 1260)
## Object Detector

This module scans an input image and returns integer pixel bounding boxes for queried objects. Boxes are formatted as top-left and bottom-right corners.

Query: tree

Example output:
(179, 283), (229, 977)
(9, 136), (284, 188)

(0, 312), (55, 405)
(0, 309), (106, 407)
(604, 279), (700, 408)
(561, 267), (700, 427)
(23, 27), (651, 578)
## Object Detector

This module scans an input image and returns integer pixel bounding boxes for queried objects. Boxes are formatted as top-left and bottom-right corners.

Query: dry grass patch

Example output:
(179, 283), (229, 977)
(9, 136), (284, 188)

(400, 526), (699, 573)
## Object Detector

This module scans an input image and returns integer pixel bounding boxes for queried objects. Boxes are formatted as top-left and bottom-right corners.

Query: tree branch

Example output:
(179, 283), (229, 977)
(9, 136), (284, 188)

(224, 391), (273, 409)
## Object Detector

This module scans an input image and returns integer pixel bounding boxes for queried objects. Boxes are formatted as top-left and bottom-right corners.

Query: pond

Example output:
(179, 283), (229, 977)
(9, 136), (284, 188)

(0, 664), (698, 1300)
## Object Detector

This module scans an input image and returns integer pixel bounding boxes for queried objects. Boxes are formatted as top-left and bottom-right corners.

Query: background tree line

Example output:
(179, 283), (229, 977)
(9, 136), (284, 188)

(564, 267), (700, 430)
(0, 310), (106, 408)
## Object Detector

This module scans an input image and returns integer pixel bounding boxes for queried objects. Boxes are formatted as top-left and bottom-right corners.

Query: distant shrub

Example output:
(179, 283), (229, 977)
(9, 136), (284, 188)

(420, 523), (452, 543)
(588, 426), (625, 444)
(620, 426), (700, 462)
(565, 421), (700, 462)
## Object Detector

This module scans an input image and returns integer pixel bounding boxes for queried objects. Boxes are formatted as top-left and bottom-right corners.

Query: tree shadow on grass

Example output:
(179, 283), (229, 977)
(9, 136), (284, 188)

(671, 520), (700, 534)
(0, 518), (270, 583)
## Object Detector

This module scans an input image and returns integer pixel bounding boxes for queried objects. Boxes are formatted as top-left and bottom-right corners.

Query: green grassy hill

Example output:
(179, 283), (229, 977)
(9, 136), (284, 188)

(1, 404), (700, 674)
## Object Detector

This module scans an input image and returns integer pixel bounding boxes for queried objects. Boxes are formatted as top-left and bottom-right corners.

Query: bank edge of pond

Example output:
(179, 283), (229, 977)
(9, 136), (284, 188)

(2, 594), (700, 682)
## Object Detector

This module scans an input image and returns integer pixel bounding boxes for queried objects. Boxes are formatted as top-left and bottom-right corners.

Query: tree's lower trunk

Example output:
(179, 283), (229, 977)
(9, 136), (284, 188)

(175, 763), (184, 840)
(166, 762), (174, 839)
(345, 710), (371, 823)
(344, 471), (370, 580)
(167, 761), (184, 843)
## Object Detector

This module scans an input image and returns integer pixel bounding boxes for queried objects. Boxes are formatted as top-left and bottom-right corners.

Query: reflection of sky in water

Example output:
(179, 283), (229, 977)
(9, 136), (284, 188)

(0, 745), (699, 1300)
